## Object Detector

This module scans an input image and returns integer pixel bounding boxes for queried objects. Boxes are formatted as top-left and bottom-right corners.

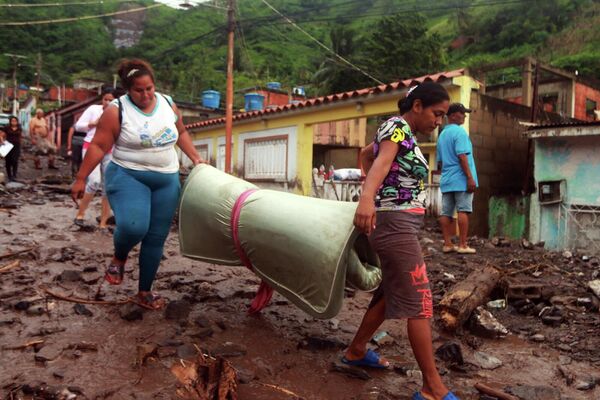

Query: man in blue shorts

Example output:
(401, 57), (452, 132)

(436, 103), (478, 254)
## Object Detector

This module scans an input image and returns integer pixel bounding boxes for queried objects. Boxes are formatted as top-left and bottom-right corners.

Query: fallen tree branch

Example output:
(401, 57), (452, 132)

(256, 383), (304, 399)
(0, 260), (21, 273)
(0, 247), (36, 261)
(507, 263), (546, 276)
(2, 339), (44, 350)
(474, 383), (519, 400)
(42, 287), (130, 305)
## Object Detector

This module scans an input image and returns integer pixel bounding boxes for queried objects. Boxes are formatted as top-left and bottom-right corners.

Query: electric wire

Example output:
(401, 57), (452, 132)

(0, 3), (165, 26)
(259, 0), (384, 85)
(0, 0), (133, 7)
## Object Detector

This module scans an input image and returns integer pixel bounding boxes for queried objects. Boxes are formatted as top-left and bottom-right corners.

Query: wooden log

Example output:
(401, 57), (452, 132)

(438, 264), (502, 332)
(474, 383), (519, 400)
(0, 260), (21, 273)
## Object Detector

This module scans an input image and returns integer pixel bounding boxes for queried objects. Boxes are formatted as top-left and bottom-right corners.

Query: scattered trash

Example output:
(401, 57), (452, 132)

(468, 306), (509, 338)
(73, 304), (93, 317)
(171, 352), (238, 398)
(299, 336), (345, 351)
(472, 351), (503, 370)
(562, 250), (573, 259)
(330, 361), (371, 380)
(486, 299), (506, 309)
(371, 331), (395, 346)
(435, 342), (464, 365)
(164, 299), (191, 320)
(588, 280), (600, 298)
(506, 384), (561, 400)
(530, 334), (545, 342)
(520, 238), (534, 250)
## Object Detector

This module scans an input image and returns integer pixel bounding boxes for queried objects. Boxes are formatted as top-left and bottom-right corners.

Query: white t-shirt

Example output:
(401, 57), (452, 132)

(110, 93), (180, 173)
(75, 104), (104, 143)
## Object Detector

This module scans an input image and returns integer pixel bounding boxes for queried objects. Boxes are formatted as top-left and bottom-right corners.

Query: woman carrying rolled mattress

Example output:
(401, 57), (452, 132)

(343, 82), (460, 400)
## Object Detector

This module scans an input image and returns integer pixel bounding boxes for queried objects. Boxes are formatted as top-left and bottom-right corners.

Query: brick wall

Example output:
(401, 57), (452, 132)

(467, 92), (532, 236)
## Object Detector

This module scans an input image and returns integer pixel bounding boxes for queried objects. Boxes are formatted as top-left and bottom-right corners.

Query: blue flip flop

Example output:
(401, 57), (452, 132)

(341, 349), (389, 369)
(412, 391), (460, 400)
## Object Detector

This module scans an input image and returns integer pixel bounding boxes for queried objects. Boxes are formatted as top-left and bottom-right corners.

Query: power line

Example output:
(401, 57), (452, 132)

(259, 0), (384, 85)
(0, 3), (165, 26)
(239, 0), (533, 27)
(0, 0), (133, 7)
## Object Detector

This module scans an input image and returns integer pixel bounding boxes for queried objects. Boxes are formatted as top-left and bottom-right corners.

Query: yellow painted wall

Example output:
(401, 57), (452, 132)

(190, 76), (481, 195)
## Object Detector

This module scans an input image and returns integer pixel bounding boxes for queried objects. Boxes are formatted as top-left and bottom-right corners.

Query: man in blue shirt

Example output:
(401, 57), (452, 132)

(436, 103), (478, 254)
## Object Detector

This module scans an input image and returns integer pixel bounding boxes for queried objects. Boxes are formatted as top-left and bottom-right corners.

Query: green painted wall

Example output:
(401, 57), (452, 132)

(489, 195), (530, 239)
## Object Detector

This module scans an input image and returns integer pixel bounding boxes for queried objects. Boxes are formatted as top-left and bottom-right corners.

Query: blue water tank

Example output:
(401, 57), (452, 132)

(293, 86), (306, 96)
(266, 82), (281, 90)
(245, 93), (265, 111)
(201, 90), (220, 109)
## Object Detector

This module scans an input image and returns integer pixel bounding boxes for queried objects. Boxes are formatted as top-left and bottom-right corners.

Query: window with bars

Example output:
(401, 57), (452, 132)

(181, 144), (209, 168)
(243, 135), (288, 180)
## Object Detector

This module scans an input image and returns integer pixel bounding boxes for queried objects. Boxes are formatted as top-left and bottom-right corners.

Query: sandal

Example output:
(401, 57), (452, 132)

(73, 217), (85, 227)
(413, 391), (460, 400)
(341, 349), (390, 369)
(135, 292), (166, 310)
(104, 263), (124, 285)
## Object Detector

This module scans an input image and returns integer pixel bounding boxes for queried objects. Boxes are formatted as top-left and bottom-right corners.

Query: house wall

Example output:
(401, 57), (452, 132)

(466, 93), (531, 236)
(529, 135), (600, 252)
(486, 80), (574, 117)
(189, 76), (480, 196)
(574, 82), (600, 121)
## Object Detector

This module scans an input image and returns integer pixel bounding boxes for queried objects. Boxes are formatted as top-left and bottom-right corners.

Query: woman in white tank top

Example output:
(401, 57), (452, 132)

(71, 59), (205, 310)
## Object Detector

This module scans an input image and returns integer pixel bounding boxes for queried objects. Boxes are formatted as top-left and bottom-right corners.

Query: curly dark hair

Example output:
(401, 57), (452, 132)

(117, 58), (155, 90)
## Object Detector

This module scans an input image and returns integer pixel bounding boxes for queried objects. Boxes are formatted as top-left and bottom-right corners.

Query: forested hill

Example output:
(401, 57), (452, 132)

(1, 0), (599, 103)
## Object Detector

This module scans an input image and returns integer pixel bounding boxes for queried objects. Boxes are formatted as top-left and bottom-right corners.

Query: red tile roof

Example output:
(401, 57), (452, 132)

(186, 69), (466, 130)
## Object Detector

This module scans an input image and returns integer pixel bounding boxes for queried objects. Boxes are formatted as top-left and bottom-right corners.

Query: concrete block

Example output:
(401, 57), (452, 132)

(470, 134), (483, 147)
(482, 136), (497, 149)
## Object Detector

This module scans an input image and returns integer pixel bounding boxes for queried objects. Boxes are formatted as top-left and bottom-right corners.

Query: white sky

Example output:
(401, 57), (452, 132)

(156, 0), (215, 8)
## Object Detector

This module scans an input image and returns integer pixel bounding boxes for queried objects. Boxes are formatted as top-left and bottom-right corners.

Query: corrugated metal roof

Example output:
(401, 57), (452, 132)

(527, 120), (600, 130)
(186, 69), (467, 130)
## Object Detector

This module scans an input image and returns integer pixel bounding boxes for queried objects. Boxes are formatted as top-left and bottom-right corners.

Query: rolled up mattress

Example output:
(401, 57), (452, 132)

(179, 164), (381, 319)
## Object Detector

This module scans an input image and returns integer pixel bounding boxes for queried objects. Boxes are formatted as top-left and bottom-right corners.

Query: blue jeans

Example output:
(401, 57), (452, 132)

(105, 162), (180, 292)
(441, 191), (474, 217)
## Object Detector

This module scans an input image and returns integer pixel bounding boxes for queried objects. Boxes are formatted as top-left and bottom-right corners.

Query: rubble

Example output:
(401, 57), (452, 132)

(330, 361), (371, 380)
(435, 342), (464, 365)
(472, 351), (503, 370)
(468, 306), (509, 338)
(2, 160), (600, 399)
(588, 280), (600, 298)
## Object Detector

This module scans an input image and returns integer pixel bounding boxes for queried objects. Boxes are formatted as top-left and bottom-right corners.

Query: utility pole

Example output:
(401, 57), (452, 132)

(4, 53), (27, 116)
(224, 0), (235, 174)
(35, 52), (42, 91)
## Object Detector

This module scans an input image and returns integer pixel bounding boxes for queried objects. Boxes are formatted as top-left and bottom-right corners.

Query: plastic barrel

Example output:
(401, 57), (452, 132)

(266, 82), (282, 90)
(201, 90), (220, 109)
(244, 93), (265, 111)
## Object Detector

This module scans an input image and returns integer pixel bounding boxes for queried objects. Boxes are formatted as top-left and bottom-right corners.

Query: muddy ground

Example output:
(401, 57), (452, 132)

(1, 150), (599, 400)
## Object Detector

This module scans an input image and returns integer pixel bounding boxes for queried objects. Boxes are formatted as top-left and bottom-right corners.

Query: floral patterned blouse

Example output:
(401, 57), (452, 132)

(373, 116), (429, 211)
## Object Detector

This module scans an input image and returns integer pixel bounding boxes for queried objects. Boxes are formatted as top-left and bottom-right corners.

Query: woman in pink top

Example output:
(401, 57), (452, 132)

(73, 89), (115, 229)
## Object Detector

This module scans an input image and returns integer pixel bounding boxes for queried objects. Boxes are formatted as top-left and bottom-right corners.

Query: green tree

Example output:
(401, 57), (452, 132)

(312, 25), (369, 94)
(362, 14), (446, 82)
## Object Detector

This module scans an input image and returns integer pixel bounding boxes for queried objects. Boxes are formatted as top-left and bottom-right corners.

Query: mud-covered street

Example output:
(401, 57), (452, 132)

(1, 156), (599, 400)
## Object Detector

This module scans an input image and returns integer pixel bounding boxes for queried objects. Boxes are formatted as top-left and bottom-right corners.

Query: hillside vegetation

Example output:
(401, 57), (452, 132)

(1, 0), (599, 103)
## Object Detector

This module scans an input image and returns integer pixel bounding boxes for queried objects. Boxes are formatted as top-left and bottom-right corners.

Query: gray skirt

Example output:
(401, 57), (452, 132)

(368, 211), (432, 319)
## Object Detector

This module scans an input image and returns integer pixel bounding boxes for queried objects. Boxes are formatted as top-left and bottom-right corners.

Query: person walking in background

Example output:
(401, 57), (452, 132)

(3, 116), (22, 181)
(30, 108), (57, 170)
(73, 89), (115, 229)
(436, 103), (478, 254)
(67, 123), (86, 178)
(71, 59), (205, 310)
(345, 83), (460, 400)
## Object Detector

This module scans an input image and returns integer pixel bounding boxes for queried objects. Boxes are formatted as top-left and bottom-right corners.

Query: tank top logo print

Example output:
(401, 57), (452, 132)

(138, 121), (177, 148)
